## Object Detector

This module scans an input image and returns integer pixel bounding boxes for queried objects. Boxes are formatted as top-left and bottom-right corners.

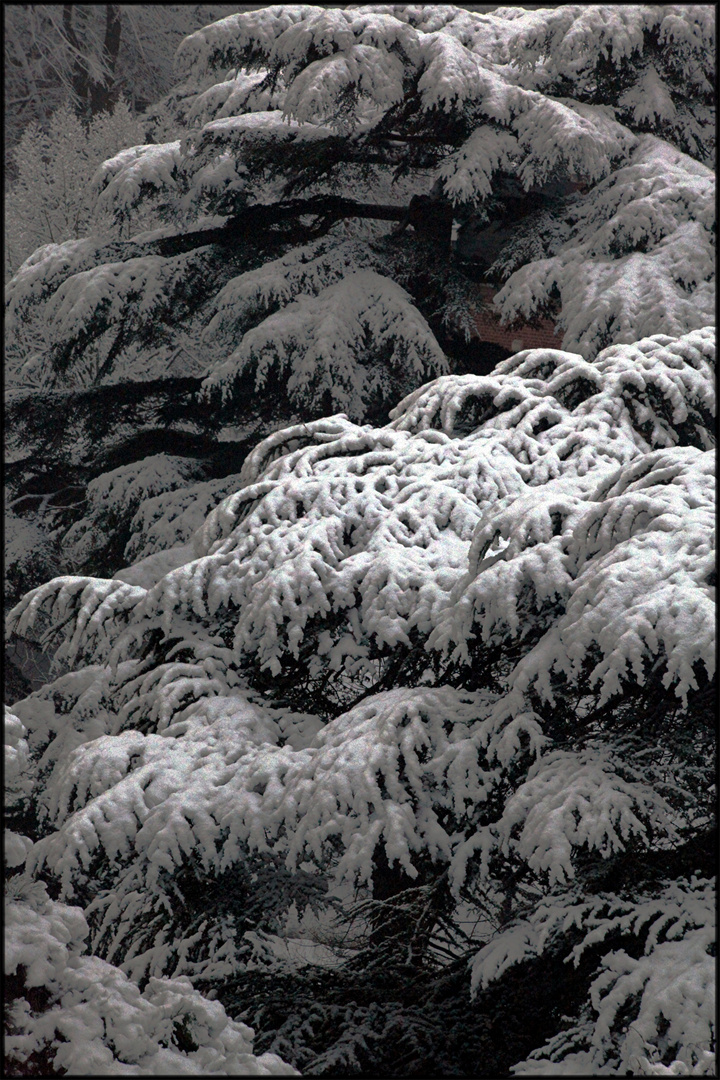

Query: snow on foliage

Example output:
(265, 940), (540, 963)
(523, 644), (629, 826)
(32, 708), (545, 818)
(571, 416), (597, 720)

(466, 746), (681, 887)
(176, 3), (708, 169)
(430, 441), (714, 706)
(490, 877), (716, 1075)
(201, 268), (448, 418)
(174, 2), (642, 195)
(6, 331), (714, 1029)
(6, 236), (103, 334)
(492, 136), (715, 357)
(202, 237), (375, 342)
(5, 510), (61, 605)
(91, 140), (184, 221)
(5, 100), (146, 280)
(9, 328), (714, 699)
(5, 3), (715, 399)
(123, 472), (247, 565)
(5, 890), (296, 1075)
(4, 5), (716, 1074)
(5, 705), (35, 828)
(63, 454), (208, 570)
(4, 707), (296, 1076)
(23, 685), (498, 909)
(184, 69), (284, 129)
(506, 4), (715, 164)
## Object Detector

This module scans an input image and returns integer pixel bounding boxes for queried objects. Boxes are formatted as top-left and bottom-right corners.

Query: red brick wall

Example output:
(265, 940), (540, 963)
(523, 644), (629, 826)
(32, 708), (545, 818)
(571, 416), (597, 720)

(471, 283), (564, 352)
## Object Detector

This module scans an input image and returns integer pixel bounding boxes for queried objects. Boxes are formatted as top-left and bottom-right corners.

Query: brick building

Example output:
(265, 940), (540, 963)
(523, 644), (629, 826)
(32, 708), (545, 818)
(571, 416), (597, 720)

(471, 283), (565, 353)
(455, 175), (588, 355)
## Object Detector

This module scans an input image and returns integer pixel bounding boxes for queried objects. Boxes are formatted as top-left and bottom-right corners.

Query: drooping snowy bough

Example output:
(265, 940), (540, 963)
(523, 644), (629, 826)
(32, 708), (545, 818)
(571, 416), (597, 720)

(4, 707), (297, 1076)
(5, 3), (715, 645)
(7, 326), (715, 1075)
(5, 4), (714, 402)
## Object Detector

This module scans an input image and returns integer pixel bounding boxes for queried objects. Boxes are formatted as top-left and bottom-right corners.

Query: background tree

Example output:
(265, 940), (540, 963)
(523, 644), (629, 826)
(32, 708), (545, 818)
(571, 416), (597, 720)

(4, 99), (145, 281)
(3, 5), (242, 177)
(4, 4), (716, 1075)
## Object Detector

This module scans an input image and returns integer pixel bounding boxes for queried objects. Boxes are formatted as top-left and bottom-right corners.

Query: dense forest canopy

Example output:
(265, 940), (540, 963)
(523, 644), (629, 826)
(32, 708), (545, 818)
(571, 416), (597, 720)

(4, 4), (716, 1076)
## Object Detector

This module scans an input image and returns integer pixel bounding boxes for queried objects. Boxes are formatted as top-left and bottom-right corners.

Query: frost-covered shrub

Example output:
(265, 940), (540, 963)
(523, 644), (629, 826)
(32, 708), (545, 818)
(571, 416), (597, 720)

(5, 100), (145, 281)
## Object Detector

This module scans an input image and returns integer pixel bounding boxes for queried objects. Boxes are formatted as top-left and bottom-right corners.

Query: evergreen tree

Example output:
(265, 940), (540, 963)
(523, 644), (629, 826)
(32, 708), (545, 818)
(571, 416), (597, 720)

(4, 5), (716, 1076)
(7, 3), (714, 397)
(3, 5), (242, 175)
(5, 4), (714, 596)
(4, 99), (145, 281)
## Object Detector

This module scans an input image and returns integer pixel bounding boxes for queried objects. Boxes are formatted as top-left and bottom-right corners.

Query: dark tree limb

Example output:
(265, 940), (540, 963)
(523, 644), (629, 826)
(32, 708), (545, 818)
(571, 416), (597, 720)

(129, 194), (456, 259)
(63, 4), (90, 113)
(74, 193), (454, 276)
(139, 197), (409, 258)
(103, 4), (121, 75)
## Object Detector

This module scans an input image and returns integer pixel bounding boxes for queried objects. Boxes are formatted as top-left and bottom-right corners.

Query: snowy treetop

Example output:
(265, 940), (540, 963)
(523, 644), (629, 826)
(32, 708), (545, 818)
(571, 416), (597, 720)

(177, 3), (713, 163)
(6, 5), (714, 394)
(173, 4), (643, 187)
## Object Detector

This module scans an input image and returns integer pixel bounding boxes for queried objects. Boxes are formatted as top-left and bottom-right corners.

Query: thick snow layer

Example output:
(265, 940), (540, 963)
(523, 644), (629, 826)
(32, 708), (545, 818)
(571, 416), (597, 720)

(201, 268), (449, 419)
(10, 328), (714, 699)
(6, 325), (715, 1074)
(5, 883), (296, 1075)
(7, 331), (714, 940)
(492, 136), (715, 357)
(5, 703), (296, 1075)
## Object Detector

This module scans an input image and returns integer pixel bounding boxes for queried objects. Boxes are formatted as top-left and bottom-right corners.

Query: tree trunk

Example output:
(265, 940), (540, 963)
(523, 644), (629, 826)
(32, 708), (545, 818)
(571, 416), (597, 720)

(63, 5), (90, 116)
(367, 846), (453, 970)
(406, 192), (454, 255)
(64, 4), (121, 117)
(90, 5), (121, 114)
